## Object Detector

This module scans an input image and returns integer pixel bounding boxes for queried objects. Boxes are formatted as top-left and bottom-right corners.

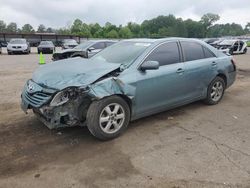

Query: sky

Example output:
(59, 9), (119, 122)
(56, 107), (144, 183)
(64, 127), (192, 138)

(0, 0), (250, 29)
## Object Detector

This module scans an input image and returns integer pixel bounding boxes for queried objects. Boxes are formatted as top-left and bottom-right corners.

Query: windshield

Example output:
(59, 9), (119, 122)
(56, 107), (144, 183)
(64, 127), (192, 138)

(219, 40), (235, 46)
(10, 39), (26, 44)
(74, 41), (95, 49)
(91, 41), (152, 65)
(40, 41), (53, 45)
(63, 39), (77, 45)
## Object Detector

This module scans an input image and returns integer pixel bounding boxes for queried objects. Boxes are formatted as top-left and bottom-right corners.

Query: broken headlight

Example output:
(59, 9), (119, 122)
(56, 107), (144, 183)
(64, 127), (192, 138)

(50, 88), (78, 107)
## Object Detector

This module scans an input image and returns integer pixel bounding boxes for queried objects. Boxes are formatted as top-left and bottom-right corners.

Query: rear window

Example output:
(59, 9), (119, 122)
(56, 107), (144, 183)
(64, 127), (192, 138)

(203, 47), (216, 58)
(181, 41), (204, 61)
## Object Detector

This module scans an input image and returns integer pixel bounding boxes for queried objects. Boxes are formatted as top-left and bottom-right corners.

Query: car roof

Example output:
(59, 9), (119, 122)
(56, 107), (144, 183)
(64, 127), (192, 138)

(122, 37), (204, 44)
(83, 39), (117, 43)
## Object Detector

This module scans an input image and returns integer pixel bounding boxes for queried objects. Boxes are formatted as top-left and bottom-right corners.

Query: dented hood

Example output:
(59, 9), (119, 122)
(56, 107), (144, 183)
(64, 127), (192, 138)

(32, 57), (121, 90)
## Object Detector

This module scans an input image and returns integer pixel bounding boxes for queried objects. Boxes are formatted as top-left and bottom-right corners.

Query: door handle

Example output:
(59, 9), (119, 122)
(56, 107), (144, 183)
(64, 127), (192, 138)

(176, 68), (184, 74)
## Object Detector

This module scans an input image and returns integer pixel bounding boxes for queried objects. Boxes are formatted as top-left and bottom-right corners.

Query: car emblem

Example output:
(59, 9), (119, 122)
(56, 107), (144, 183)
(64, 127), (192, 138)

(27, 83), (35, 93)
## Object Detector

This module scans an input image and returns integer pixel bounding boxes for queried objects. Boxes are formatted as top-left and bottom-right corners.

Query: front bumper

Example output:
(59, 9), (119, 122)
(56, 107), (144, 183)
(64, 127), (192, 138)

(38, 48), (53, 53)
(21, 80), (89, 129)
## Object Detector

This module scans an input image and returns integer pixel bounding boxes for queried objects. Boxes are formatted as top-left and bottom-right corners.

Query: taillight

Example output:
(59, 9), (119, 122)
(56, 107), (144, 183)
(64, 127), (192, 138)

(231, 58), (236, 71)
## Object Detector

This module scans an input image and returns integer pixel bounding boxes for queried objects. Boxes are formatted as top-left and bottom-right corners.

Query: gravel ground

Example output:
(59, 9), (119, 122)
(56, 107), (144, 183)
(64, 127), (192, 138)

(0, 48), (250, 188)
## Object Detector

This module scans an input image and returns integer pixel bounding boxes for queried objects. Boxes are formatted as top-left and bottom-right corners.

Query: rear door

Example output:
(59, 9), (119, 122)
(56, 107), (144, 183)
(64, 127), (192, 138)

(180, 41), (217, 99)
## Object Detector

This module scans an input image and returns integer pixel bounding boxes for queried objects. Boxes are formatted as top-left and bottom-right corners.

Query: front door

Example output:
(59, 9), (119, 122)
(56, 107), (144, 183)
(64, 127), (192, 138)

(135, 42), (188, 116)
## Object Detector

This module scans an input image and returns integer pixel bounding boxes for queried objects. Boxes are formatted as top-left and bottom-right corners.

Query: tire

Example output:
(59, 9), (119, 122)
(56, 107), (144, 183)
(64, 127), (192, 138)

(8, 51), (12, 55)
(38, 50), (40, 54)
(86, 96), (130, 140)
(229, 49), (234, 55)
(204, 76), (226, 105)
(243, 48), (247, 54)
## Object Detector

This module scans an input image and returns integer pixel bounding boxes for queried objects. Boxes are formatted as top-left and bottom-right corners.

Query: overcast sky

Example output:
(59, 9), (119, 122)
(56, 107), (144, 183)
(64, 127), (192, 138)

(0, 0), (250, 29)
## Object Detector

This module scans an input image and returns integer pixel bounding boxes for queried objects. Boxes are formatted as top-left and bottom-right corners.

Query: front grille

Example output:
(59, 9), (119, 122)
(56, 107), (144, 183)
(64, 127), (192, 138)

(23, 90), (52, 108)
(13, 46), (21, 49)
(22, 80), (56, 108)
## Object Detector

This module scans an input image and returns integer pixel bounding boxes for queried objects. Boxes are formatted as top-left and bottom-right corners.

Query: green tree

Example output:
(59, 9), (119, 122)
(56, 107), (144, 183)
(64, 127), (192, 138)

(89, 23), (102, 36)
(119, 27), (132, 38)
(6, 22), (17, 33)
(0, 20), (6, 32)
(46, 27), (54, 33)
(200, 13), (220, 37)
(22, 24), (35, 33)
(71, 19), (83, 34)
(37, 24), (46, 33)
(245, 22), (250, 33)
(106, 29), (119, 38)
(184, 19), (205, 38)
(127, 22), (141, 37)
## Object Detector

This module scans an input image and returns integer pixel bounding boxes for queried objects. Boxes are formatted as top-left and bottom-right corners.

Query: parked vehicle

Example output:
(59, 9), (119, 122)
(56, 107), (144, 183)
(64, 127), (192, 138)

(204, 38), (220, 45)
(216, 39), (248, 55)
(52, 40), (116, 60)
(7, 38), (30, 54)
(37, 41), (55, 54)
(21, 38), (236, 140)
(0, 41), (7, 47)
(61, 39), (78, 49)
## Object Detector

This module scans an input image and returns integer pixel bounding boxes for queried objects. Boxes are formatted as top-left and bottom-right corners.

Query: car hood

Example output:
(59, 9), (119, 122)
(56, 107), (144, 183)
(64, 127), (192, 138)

(38, 45), (54, 48)
(32, 58), (121, 90)
(54, 48), (82, 54)
(8, 43), (27, 47)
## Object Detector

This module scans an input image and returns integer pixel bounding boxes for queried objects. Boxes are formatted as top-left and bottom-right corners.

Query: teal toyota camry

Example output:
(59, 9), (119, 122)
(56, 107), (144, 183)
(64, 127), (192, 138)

(21, 38), (236, 140)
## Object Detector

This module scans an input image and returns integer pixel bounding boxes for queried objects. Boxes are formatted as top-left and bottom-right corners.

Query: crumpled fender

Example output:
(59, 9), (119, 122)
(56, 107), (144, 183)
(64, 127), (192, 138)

(87, 77), (136, 100)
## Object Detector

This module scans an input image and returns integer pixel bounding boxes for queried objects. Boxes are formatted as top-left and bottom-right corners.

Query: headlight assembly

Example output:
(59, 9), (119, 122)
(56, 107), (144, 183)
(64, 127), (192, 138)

(49, 87), (83, 107)
(50, 90), (69, 107)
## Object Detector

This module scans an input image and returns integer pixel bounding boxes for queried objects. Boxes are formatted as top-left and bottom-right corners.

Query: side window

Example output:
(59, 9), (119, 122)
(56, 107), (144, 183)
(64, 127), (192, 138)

(105, 42), (115, 47)
(181, 41), (205, 61)
(145, 42), (180, 66)
(203, 47), (216, 58)
(92, 42), (105, 49)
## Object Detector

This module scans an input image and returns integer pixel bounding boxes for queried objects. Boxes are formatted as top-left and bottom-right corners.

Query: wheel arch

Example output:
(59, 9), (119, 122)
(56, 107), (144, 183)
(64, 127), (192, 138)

(217, 73), (227, 87)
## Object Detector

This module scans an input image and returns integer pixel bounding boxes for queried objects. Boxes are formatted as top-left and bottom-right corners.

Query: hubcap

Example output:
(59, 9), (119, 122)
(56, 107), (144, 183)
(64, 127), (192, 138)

(99, 103), (125, 134)
(211, 81), (223, 102)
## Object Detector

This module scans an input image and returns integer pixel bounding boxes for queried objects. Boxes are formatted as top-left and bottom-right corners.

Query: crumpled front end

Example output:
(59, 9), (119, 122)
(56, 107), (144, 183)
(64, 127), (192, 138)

(21, 73), (136, 129)
(21, 80), (91, 129)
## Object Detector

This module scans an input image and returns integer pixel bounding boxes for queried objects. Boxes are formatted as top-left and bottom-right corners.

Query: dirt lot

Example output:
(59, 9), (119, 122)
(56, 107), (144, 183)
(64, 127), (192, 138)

(0, 48), (250, 188)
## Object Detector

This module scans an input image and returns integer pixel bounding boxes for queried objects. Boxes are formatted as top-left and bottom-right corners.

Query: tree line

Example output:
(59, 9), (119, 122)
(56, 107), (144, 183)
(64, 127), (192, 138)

(0, 13), (249, 38)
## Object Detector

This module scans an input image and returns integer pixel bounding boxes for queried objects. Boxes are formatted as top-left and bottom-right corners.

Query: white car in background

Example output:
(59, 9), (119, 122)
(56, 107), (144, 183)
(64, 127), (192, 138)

(216, 39), (247, 55)
(7, 38), (31, 55)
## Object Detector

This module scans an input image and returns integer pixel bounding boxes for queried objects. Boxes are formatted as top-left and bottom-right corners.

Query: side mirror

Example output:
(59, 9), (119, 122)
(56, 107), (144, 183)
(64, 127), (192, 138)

(88, 47), (95, 52)
(140, 61), (159, 71)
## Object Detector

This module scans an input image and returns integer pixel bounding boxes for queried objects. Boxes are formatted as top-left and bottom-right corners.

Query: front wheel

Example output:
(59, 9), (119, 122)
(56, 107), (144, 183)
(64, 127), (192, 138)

(86, 96), (130, 140)
(204, 77), (226, 105)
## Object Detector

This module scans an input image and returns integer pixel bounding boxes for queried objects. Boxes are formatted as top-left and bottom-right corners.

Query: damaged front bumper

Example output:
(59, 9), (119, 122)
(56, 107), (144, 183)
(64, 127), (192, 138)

(21, 80), (91, 129)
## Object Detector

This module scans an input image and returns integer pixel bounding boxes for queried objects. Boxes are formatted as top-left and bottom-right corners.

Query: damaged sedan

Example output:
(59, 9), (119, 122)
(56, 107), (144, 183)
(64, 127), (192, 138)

(21, 38), (236, 140)
(52, 40), (116, 61)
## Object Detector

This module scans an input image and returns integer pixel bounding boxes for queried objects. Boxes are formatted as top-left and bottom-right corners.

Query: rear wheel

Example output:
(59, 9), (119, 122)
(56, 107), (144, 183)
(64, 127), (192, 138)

(243, 48), (247, 54)
(204, 77), (226, 105)
(86, 96), (130, 140)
